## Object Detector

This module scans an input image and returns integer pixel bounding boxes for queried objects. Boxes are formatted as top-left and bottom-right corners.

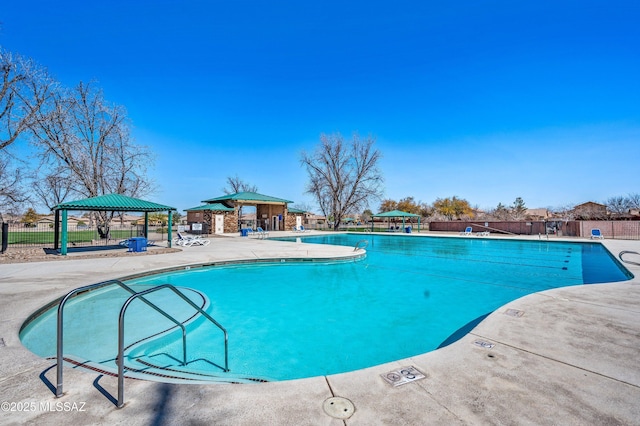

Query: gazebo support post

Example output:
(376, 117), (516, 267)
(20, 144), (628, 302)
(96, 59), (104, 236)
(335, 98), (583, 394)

(61, 210), (68, 256)
(167, 211), (173, 247)
(144, 212), (149, 238)
(54, 210), (60, 251)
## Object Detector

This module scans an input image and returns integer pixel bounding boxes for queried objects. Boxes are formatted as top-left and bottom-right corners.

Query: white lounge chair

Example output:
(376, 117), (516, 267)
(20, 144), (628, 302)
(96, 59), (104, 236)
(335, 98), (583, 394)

(256, 227), (269, 239)
(590, 228), (604, 239)
(460, 226), (472, 236)
(176, 232), (210, 247)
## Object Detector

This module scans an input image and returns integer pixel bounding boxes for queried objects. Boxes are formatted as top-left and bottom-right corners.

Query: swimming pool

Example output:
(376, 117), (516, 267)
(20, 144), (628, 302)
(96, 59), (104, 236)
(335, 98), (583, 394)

(20, 234), (632, 382)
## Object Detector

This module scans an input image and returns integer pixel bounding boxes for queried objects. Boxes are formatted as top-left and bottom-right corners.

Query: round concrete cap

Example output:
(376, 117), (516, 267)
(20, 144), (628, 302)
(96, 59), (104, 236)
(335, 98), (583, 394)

(323, 396), (355, 419)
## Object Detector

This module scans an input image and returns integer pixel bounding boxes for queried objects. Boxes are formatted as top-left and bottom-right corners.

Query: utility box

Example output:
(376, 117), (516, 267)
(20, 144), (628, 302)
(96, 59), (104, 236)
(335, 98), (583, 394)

(128, 237), (147, 252)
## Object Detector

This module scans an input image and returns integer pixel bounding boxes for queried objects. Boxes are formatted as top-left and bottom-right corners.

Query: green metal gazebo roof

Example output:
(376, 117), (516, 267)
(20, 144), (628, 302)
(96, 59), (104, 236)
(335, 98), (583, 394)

(202, 191), (293, 205)
(372, 209), (421, 218)
(288, 207), (306, 214)
(53, 193), (176, 212)
(184, 203), (234, 212)
(371, 209), (422, 232)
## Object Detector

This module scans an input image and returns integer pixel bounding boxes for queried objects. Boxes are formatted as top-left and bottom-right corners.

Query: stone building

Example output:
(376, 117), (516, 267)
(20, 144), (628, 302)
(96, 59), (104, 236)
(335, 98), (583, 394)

(185, 191), (300, 234)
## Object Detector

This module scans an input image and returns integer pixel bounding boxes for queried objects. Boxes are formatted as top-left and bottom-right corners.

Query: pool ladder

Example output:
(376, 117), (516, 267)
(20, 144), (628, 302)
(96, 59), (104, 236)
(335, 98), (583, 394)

(619, 251), (640, 267)
(354, 239), (369, 251)
(56, 279), (228, 408)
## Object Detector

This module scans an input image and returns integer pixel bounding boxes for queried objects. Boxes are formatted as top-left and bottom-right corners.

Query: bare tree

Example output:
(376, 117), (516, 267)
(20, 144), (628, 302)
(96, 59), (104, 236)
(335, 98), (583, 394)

(222, 175), (258, 222)
(301, 133), (383, 230)
(0, 154), (25, 205)
(222, 175), (258, 194)
(574, 204), (608, 220)
(627, 193), (640, 209)
(606, 196), (630, 218)
(551, 204), (576, 221)
(28, 81), (154, 235)
(30, 164), (75, 210)
(0, 49), (54, 208)
(290, 202), (313, 213)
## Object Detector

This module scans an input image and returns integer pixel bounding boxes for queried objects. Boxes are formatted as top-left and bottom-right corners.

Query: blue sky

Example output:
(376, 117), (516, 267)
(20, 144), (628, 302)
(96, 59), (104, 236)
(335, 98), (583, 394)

(2, 1), (639, 213)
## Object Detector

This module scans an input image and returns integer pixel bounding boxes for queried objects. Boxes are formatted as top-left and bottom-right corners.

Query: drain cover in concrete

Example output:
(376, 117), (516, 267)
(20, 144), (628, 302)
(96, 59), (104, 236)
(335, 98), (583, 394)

(505, 308), (524, 317)
(473, 339), (495, 349)
(381, 365), (426, 387)
(323, 397), (355, 419)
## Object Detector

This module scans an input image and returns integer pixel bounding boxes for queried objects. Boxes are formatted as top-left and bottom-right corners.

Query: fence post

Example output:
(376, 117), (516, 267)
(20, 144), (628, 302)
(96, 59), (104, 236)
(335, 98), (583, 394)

(611, 221), (615, 239)
(1, 222), (7, 253)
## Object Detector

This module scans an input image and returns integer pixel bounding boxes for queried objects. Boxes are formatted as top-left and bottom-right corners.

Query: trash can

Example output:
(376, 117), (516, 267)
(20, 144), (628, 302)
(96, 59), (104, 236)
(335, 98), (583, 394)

(240, 229), (249, 237)
(128, 237), (147, 252)
(405, 226), (412, 234)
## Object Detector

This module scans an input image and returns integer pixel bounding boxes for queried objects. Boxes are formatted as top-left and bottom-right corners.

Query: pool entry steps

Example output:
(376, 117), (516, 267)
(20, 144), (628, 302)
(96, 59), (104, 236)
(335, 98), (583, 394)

(56, 279), (229, 408)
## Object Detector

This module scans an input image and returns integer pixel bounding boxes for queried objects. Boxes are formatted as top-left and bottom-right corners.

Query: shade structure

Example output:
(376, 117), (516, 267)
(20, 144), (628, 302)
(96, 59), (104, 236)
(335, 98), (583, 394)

(371, 210), (421, 232)
(52, 193), (176, 255)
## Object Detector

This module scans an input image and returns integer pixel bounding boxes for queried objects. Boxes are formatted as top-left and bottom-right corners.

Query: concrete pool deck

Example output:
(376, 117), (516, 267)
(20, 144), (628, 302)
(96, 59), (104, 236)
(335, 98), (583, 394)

(1, 232), (639, 425)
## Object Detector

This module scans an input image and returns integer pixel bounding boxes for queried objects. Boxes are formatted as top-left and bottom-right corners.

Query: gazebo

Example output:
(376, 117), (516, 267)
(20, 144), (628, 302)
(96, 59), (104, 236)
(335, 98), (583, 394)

(52, 193), (176, 255)
(371, 210), (421, 232)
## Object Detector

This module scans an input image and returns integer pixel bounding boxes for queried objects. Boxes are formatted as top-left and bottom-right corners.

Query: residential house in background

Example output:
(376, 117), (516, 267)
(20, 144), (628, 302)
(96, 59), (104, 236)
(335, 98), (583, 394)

(524, 208), (551, 220)
(572, 201), (608, 219)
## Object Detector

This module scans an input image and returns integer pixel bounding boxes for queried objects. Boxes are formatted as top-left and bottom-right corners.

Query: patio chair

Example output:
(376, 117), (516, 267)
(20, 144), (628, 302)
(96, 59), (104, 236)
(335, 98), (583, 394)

(256, 227), (269, 239)
(590, 228), (604, 239)
(460, 226), (472, 236)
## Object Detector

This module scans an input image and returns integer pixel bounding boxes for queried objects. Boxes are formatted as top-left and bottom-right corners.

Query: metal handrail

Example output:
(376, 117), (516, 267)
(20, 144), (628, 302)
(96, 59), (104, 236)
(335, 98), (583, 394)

(619, 251), (640, 267)
(117, 284), (229, 408)
(56, 279), (188, 398)
(354, 239), (369, 251)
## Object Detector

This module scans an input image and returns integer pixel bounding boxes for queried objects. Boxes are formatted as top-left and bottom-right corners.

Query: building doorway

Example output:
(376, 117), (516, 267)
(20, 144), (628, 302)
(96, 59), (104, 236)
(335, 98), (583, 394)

(214, 215), (224, 234)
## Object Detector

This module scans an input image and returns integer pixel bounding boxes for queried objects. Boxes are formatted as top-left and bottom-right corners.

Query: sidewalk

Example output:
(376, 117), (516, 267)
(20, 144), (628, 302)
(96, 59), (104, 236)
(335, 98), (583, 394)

(1, 233), (639, 425)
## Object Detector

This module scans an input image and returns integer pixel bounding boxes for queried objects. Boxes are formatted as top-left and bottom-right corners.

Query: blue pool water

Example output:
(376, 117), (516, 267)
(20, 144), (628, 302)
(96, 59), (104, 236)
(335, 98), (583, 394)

(20, 235), (631, 382)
